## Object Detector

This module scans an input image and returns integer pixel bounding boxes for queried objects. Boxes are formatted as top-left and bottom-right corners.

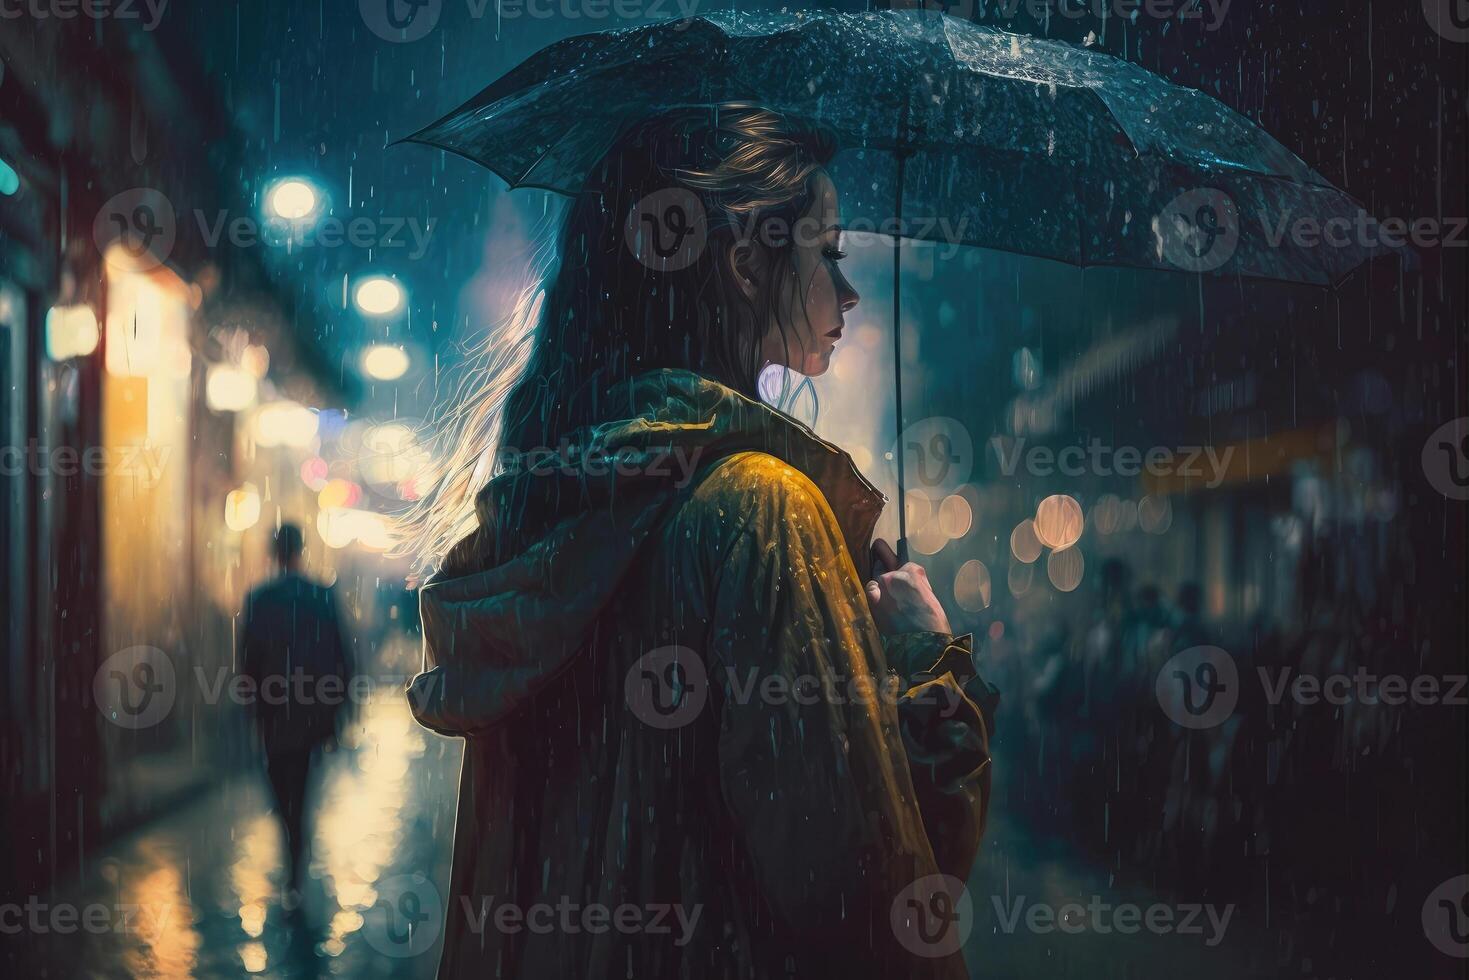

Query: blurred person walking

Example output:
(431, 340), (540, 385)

(239, 523), (355, 899)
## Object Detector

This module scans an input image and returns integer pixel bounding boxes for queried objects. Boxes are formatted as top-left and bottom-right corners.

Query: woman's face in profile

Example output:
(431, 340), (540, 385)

(757, 168), (861, 378)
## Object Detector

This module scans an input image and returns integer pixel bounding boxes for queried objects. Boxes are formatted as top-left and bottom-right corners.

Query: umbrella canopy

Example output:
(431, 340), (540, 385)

(400, 9), (1412, 559)
(402, 9), (1408, 286)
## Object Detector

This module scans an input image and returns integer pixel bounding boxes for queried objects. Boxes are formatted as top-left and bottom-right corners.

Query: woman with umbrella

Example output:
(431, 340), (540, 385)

(402, 102), (997, 978)
(399, 7), (1396, 974)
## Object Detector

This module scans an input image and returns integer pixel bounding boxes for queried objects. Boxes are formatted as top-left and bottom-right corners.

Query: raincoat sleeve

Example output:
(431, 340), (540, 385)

(696, 454), (990, 974)
(884, 631), (997, 880)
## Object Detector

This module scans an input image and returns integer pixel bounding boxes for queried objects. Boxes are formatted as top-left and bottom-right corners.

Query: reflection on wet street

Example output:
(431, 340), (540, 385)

(18, 696), (461, 979)
(15, 686), (1270, 980)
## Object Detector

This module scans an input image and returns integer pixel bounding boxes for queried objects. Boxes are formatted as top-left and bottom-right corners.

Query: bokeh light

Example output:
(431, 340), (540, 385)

(1047, 546), (1086, 592)
(1138, 495), (1174, 534)
(954, 559), (992, 611)
(937, 493), (973, 538)
(205, 364), (257, 413)
(1008, 558), (1035, 596)
(299, 457), (330, 492)
(253, 402), (319, 448)
(45, 305), (100, 360)
(1010, 518), (1043, 563)
(317, 479), (363, 512)
(224, 484), (261, 532)
(1033, 494), (1084, 550)
(266, 178), (318, 220)
(361, 345), (411, 381)
(353, 277), (405, 316)
(1091, 493), (1123, 535)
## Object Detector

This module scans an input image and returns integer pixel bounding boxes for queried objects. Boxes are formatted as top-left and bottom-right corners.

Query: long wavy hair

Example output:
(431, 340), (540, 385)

(398, 103), (837, 575)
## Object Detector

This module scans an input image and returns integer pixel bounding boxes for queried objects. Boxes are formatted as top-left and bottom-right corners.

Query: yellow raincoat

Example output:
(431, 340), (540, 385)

(410, 368), (996, 978)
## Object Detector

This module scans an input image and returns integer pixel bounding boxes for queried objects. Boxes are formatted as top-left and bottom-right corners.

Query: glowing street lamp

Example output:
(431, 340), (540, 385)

(361, 344), (411, 381)
(353, 276), (406, 316)
(205, 364), (258, 413)
(45, 305), (100, 360)
(253, 401), (319, 448)
(266, 178), (319, 220)
(224, 483), (262, 532)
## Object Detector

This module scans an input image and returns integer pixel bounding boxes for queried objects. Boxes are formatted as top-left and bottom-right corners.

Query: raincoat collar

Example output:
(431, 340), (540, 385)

(563, 368), (888, 575)
(411, 368), (886, 736)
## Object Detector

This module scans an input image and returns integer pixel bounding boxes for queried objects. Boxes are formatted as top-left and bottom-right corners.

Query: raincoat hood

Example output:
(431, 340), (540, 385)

(409, 368), (886, 737)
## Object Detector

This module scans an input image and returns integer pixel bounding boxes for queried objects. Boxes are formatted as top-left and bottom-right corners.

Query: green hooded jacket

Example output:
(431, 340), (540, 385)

(410, 368), (996, 979)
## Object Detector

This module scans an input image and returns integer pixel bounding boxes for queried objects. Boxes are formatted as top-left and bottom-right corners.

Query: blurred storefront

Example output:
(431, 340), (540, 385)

(0, 23), (349, 894)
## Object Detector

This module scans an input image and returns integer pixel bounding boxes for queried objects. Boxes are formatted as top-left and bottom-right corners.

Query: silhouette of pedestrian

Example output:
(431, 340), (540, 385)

(240, 524), (354, 899)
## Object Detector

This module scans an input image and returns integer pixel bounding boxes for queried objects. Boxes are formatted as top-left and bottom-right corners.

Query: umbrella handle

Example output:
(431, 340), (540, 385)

(891, 150), (910, 571)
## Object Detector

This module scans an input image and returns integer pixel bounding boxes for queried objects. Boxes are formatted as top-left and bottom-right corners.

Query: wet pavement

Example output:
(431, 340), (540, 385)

(967, 812), (1265, 980)
(13, 696), (463, 979)
(11, 693), (1265, 980)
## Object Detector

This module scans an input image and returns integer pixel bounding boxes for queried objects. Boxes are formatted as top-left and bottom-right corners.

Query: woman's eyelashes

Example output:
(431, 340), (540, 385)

(823, 246), (848, 263)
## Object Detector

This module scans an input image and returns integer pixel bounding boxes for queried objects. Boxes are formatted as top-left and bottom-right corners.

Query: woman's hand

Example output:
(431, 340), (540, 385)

(864, 538), (952, 635)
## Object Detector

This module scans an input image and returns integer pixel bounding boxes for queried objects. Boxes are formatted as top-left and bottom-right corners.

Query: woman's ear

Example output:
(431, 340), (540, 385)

(725, 237), (765, 303)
